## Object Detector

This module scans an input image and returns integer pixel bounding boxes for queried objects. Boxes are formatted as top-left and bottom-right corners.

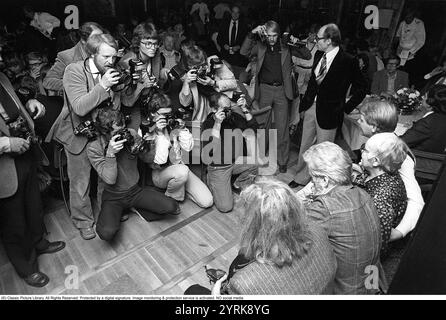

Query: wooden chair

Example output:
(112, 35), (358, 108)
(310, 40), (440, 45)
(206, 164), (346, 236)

(413, 149), (446, 196)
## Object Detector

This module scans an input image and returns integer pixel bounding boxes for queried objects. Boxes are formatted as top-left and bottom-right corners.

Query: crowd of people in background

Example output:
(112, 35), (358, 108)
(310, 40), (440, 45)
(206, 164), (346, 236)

(0, 0), (445, 294)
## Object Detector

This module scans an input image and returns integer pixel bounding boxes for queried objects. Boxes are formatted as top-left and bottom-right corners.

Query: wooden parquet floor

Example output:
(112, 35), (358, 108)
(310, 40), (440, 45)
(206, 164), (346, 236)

(0, 147), (300, 295)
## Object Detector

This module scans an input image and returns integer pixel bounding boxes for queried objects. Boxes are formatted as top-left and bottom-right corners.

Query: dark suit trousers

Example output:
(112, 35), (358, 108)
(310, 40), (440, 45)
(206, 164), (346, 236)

(96, 184), (179, 241)
(0, 151), (48, 277)
(259, 83), (290, 166)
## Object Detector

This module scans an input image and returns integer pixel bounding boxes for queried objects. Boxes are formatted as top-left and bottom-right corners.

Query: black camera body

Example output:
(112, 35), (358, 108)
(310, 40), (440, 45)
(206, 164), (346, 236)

(114, 128), (150, 155)
(168, 63), (188, 81)
(165, 107), (188, 130)
(128, 58), (145, 81)
(73, 120), (97, 141)
(8, 115), (40, 144)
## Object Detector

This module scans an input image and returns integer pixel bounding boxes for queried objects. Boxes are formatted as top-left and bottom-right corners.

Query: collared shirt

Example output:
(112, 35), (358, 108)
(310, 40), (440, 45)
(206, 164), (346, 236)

(387, 72), (397, 94)
(228, 19), (238, 46)
(89, 58), (101, 81)
(258, 42), (283, 85)
(314, 46), (339, 77)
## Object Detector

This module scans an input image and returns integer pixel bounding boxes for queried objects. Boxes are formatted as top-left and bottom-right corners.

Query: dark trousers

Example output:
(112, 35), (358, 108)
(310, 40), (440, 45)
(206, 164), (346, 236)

(97, 184), (179, 241)
(259, 83), (290, 166)
(0, 152), (48, 277)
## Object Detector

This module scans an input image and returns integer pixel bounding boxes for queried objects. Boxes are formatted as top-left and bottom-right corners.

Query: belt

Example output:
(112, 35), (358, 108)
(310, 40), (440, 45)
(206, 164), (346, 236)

(295, 65), (312, 69)
(261, 82), (283, 87)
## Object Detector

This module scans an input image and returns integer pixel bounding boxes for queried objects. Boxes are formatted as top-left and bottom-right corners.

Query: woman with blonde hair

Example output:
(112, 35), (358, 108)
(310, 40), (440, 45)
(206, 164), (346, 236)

(185, 178), (336, 295)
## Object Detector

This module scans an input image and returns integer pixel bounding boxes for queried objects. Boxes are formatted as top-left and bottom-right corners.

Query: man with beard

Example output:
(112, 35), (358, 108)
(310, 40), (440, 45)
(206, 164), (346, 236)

(51, 33), (124, 240)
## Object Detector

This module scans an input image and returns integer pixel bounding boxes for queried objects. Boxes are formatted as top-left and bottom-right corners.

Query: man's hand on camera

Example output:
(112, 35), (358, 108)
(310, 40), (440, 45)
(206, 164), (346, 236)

(232, 45), (241, 52)
(252, 25), (266, 35)
(236, 95), (247, 109)
(185, 69), (198, 84)
(153, 115), (168, 132)
(214, 110), (226, 124)
(100, 69), (120, 90)
(9, 137), (30, 154)
(26, 99), (46, 119)
(107, 134), (126, 156)
(197, 75), (213, 86)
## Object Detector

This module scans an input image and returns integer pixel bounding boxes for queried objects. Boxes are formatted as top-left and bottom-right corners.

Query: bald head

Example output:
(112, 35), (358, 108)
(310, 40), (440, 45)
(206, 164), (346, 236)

(316, 23), (341, 52)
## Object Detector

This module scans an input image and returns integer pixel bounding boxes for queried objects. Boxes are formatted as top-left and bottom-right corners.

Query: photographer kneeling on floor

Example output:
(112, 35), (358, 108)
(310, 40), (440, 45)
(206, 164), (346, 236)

(143, 89), (213, 208)
(86, 107), (180, 242)
(203, 92), (259, 213)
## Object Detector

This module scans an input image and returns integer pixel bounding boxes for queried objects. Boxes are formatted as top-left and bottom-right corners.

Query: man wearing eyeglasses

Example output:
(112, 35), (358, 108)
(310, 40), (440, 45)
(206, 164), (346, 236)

(289, 23), (366, 189)
(119, 22), (167, 108)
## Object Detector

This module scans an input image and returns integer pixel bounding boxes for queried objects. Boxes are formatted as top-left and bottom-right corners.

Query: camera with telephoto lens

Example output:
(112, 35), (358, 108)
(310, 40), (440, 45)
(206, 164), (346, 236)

(8, 115), (40, 144)
(73, 120), (97, 141)
(110, 65), (133, 91)
(167, 63), (188, 81)
(281, 32), (307, 47)
(128, 58), (145, 83)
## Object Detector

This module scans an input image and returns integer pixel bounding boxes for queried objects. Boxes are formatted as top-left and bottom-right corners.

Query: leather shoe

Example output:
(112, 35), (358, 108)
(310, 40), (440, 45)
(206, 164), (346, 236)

(288, 181), (304, 189)
(279, 165), (288, 173)
(37, 241), (66, 255)
(23, 272), (49, 288)
(80, 227), (96, 240)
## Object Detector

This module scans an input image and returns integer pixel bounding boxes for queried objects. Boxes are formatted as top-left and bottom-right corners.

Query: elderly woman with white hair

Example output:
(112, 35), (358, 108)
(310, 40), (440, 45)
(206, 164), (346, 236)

(354, 133), (408, 256)
(298, 141), (381, 294)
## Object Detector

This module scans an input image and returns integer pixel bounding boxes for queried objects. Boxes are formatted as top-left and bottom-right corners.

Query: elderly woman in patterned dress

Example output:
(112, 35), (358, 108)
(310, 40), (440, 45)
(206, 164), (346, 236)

(354, 132), (408, 256)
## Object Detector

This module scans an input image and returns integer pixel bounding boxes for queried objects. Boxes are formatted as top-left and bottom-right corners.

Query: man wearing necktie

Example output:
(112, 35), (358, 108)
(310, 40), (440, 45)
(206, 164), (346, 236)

(217, 5), (248, 78)
(289, 24), (366, 188)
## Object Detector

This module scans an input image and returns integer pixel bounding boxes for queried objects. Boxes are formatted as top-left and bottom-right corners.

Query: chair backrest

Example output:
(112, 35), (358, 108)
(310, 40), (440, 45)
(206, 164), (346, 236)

(413, 149), (446, 182)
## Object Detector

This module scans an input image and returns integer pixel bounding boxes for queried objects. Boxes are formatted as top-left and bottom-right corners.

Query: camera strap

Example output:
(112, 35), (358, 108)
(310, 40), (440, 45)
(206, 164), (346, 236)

(66, 64), (91, 133)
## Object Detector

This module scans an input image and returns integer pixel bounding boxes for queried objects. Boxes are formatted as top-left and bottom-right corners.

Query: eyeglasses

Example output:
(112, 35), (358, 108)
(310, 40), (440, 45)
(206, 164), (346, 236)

(140, 41), (159, 48)
(315, 36), (325, 42)
(360, 144), (369, 154)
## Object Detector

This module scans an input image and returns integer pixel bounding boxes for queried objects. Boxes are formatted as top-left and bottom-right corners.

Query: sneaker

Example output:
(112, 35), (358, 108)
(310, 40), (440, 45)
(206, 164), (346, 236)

(80, 227), (96, 240)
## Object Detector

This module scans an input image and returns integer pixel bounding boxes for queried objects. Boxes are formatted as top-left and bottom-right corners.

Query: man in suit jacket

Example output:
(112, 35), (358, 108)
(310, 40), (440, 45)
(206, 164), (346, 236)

(217, 5), (248, 78)
(371, 55), (409, 96)
(0, 72), (65, 287)
(43, 22), (104, 95)
(289, 23), (366, 187)
(240, 20), (311, 173)
(51, 34), (127, 240)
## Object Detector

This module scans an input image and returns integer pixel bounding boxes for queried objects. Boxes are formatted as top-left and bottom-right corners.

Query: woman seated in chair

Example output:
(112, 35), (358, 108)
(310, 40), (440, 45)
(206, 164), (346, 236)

(353, 133), (408, 257)
(401, 84), (446, 153)
(185, 178), (337, 295)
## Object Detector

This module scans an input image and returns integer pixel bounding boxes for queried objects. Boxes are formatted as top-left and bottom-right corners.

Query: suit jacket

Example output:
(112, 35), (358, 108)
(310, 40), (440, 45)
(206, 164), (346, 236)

(43, 41), (88, 93)
(227, 223), (337, 295)
(51, 60), (121, 155)
(217, 18), (248, 67)
(240, 35), (311, 101)
(0, 72), (47, 198)
(401, 112), (446, 153)
(300, 49), (367, 130)
(371, 70), (409, 96)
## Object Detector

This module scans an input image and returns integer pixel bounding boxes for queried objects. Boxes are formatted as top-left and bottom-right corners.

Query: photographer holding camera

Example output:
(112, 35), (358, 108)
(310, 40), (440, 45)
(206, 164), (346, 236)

(119, 22), (167, 108)
(144, 89), (213, 208)
(52, 33), (131, 240)
(240, 20), (311, 174)
(179, 44), (237, 122)
(203, 92), (259, 213)
(86, 107), (179, 242)
(0, 72), (65, 287)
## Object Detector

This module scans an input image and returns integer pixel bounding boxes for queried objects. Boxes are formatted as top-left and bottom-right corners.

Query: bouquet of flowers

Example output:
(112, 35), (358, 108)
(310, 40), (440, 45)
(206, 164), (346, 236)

(392, 88), (423, 114)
